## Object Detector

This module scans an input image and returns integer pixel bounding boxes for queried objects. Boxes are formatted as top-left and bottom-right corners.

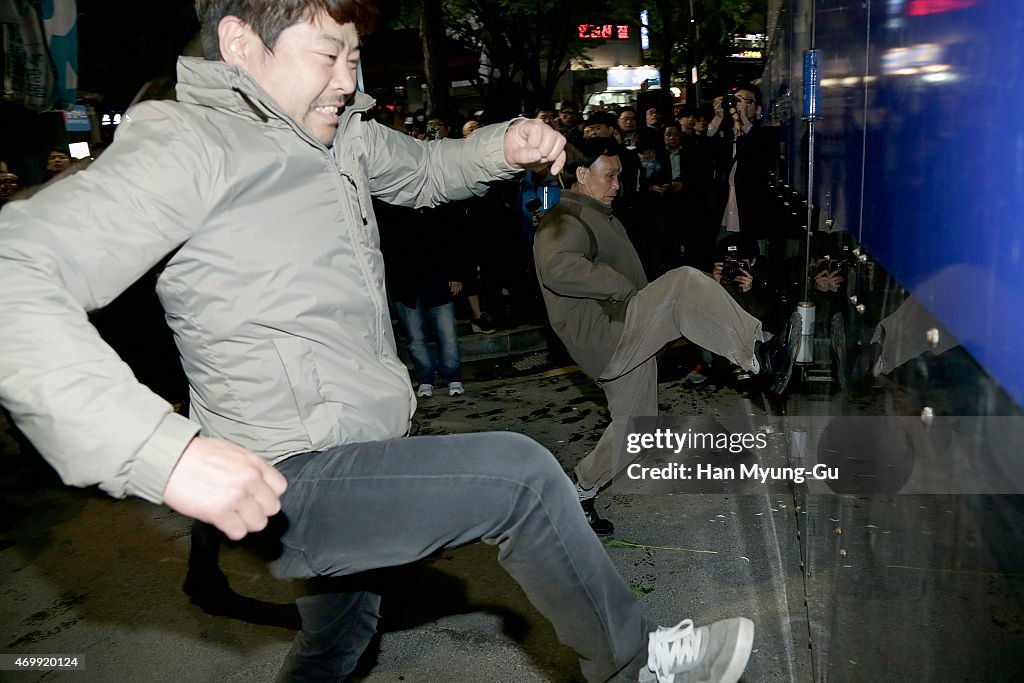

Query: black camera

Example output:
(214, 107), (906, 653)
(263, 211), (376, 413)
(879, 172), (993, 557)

(721, 255), (748, 282)
(722, 93), (739, 112)
(426, 125), (440, 141)
(821, 256), (848, 274)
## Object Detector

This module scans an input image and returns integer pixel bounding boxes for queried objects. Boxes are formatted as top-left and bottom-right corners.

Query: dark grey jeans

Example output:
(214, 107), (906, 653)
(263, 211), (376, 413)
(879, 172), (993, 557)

(269, 432), (653, 682)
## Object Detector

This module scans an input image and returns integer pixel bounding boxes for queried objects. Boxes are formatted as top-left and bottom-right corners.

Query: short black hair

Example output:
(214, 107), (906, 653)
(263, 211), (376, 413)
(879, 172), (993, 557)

(197, 0), (378, 61)
(562, 138), (623, 180)
(426, 111), (451, 126)
(583, 111), (617, 129)
(731, 82), (763, 106)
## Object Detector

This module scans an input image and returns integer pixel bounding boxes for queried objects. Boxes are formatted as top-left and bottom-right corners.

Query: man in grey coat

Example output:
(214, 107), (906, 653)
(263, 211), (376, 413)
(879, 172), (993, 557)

(0, 2), (753, 682)
(534, 138), (765, 535)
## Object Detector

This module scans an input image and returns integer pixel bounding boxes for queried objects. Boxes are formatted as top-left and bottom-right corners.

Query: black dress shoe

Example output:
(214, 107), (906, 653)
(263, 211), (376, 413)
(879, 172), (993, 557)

(581, 498), (615, 536)
(769, 311), (802, 395)
(853, 325), (885, 383)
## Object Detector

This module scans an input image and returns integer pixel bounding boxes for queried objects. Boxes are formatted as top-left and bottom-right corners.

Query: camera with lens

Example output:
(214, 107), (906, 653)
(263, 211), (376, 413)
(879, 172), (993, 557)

(721, 93), (739, 112)
(426, 125), (440, 140)
(821, 256), (848, 275)
(721, 255), (748, 282)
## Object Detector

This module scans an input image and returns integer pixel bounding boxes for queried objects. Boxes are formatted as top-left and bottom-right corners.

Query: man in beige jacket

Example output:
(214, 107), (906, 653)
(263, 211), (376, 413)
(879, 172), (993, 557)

(535, 138), (766, 535)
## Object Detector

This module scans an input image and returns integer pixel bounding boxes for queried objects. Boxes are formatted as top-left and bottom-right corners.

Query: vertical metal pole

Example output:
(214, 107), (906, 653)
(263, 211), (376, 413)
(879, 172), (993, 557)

(796, 48), (823, 364)
(803, 121), (815, 302)
(802, 48), (822, 303)
(689, 0), (701, 105)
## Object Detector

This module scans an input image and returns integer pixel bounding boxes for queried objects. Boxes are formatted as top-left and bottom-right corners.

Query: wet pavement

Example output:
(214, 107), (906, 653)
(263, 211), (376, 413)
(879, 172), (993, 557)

(2, 342), (1022, 681)
(0, 344), (814, 682)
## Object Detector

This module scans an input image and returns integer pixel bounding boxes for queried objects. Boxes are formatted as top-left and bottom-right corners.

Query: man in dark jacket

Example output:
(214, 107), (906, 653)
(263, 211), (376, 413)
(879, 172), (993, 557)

(534, 138), (766, 536)
(708, 84), (783, 244)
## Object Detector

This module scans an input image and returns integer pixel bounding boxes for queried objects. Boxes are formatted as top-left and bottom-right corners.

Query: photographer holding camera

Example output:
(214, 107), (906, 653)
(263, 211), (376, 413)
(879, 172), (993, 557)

(805, 232), (856, 388)
(710, 91), (755, 140)
(703, 84), (784, 267)
(684, 236), (792, 387)
(812, 256), (847, 294)
(713, 238), (775, 346)
(425, 113), (451, 142)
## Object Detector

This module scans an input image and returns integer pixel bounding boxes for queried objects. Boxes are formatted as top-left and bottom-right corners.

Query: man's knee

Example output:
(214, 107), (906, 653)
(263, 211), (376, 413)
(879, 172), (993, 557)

(671, 265), (705, 284)
(487, 432), (558, 469)
(642, 265), (705, 295)
(478, 432), (570, 490)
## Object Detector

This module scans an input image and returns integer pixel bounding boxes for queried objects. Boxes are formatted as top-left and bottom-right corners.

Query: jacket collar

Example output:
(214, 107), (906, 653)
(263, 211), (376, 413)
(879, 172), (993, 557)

(174, 56), (374, 144)
(562, 189), (614, 217)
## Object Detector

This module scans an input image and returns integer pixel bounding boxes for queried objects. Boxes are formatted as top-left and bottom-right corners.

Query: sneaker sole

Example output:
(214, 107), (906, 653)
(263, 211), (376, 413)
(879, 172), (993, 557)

(718, 617), (755, 683)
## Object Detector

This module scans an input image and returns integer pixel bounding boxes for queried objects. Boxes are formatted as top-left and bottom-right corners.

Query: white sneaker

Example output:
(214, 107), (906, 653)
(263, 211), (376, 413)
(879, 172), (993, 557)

(416, 384), (433, 398)
(448, 381), (465, 396)
(639, 617), (754, 683)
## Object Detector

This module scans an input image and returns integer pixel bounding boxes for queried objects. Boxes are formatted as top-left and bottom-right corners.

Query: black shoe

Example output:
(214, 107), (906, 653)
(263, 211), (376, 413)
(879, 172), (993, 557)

(581, 498), (615, 537)
(753, 339), (773, 378)
(471, 313), (496, 334)
(853, 324), (885, 381)
(769, 312), (801, 395)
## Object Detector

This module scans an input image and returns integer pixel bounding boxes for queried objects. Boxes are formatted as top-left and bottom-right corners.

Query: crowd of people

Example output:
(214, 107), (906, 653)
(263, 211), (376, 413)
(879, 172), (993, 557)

(361, 85), (803, 402)
(1, 86), (799, 405)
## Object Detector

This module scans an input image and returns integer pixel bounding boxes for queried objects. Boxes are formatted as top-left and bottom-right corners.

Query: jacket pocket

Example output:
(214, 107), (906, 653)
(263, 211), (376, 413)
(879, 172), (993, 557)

(272, 337), (340, 448)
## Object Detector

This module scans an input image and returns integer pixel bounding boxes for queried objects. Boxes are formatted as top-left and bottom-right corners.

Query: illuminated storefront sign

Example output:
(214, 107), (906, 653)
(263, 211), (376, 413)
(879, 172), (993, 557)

(607, 65), (660, 90)
(578, 23), (631, 40)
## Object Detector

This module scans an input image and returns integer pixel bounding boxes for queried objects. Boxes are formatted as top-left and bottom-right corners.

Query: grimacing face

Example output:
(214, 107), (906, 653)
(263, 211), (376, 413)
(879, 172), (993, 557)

(575, 154), (621, 206)
(226, 12), (360, 147)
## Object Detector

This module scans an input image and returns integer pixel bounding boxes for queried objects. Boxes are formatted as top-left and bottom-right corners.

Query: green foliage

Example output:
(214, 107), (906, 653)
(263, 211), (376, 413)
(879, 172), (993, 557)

(440, 0), (620, 106)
